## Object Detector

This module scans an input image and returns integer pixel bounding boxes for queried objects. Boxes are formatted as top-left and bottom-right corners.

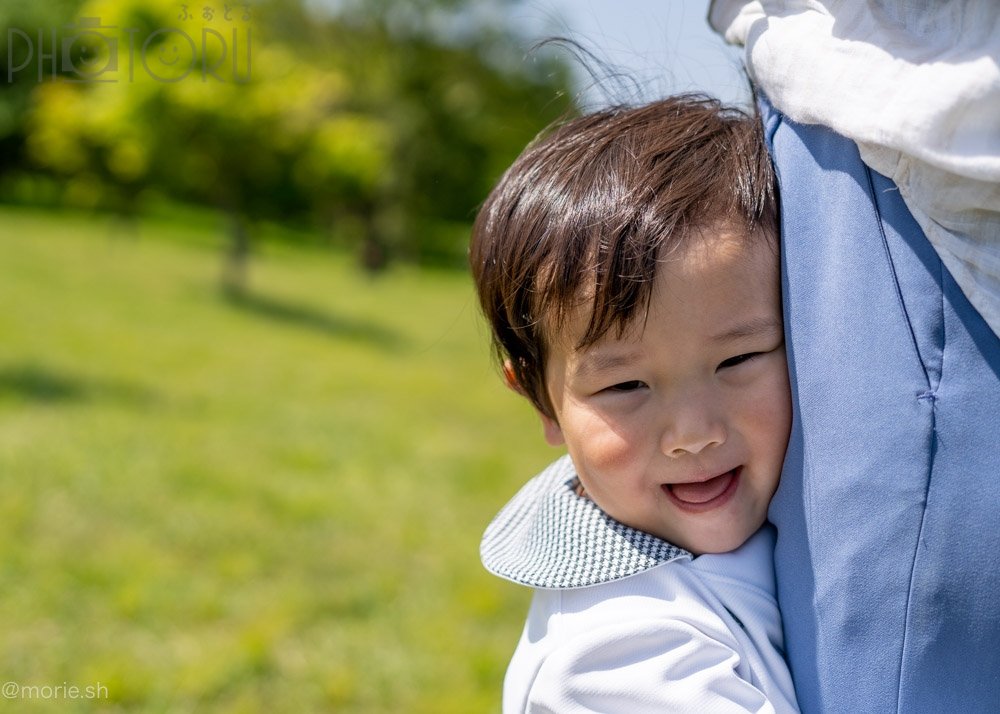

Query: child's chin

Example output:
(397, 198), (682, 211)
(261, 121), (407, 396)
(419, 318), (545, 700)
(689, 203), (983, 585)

(687, 530), (751, 556)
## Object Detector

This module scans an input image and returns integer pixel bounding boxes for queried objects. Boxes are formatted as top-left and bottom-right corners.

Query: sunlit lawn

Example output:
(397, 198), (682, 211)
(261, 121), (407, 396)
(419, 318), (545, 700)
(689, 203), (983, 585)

(0, 205), (555, 712)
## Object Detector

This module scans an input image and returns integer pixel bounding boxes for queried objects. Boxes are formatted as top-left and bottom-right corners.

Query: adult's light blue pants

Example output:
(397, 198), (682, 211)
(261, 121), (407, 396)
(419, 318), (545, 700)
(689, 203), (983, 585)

(761, 98), (1000, 713)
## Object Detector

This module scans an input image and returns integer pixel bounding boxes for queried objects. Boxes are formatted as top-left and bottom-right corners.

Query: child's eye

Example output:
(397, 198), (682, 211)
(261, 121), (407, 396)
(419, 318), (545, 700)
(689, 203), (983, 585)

(607, 380), (647, 392)
(718, 353), (762, 370)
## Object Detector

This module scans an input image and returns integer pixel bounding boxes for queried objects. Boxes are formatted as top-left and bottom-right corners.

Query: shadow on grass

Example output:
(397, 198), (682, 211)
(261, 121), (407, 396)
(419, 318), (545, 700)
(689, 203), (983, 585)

(0, 365), (157, 405)
(221, 289), (404, 349)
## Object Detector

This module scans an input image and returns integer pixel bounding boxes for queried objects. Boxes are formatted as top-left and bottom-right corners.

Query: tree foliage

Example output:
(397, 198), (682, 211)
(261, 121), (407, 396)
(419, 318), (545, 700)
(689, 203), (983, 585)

(16, 0), (575, 278)
(0, 0), (87, 175)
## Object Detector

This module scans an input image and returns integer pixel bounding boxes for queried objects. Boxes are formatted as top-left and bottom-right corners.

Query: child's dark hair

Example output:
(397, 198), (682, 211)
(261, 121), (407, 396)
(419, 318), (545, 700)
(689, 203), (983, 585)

(470, 94), (777, 419)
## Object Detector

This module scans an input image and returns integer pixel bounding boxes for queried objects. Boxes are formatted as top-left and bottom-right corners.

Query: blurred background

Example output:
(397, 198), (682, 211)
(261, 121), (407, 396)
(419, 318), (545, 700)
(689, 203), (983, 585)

(0, 0), (744, 711)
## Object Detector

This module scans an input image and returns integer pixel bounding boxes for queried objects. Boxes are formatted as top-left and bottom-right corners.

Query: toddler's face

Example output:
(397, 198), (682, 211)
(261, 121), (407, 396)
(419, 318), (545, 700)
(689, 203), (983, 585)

(538, 223), (791, 555)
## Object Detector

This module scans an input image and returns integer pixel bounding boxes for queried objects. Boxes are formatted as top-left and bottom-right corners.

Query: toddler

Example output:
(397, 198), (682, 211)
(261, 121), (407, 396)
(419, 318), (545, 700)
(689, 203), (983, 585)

(471, 96), (799, 713)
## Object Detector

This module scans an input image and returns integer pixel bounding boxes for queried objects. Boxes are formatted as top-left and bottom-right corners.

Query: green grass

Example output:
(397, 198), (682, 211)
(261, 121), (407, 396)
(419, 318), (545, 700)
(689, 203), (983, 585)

(0, 205), (556, 712)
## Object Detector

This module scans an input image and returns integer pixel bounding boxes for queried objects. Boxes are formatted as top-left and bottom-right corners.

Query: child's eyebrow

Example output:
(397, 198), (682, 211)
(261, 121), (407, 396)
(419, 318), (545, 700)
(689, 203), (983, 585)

(710, 316), (784, 343)
(575, 350), (643, 377)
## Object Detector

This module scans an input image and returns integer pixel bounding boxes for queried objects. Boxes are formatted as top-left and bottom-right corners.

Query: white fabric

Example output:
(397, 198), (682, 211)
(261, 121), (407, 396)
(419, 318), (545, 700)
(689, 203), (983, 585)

(502, 527), (799, 713)
(709, 0), (1000, 338)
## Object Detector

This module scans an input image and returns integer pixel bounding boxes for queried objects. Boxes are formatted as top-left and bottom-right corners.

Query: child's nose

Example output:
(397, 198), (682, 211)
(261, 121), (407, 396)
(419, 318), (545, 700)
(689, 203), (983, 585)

(659, 392), (727, 457)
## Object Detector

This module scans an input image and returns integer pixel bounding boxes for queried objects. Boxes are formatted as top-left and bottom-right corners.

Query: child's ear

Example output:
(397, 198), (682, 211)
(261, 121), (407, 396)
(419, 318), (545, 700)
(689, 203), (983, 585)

(503, 360), (565, 446)
(501, 360), (522, 394)
(538, 411), (565, 447)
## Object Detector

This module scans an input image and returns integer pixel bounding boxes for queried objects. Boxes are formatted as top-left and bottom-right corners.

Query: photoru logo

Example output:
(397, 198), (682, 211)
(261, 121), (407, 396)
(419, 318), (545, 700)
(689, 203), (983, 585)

(6, 17), (252, 84)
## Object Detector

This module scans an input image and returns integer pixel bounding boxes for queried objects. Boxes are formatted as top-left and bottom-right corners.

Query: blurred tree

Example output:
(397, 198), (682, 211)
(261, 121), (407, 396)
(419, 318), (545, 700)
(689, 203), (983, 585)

(329, 0), (576, 267)
(21, 0), (575, 282)
(0, 0), (85, 184)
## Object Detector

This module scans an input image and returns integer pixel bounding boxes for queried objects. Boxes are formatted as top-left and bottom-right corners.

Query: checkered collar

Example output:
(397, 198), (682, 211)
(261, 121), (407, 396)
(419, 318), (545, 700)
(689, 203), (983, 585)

(481, 455), (691, 590)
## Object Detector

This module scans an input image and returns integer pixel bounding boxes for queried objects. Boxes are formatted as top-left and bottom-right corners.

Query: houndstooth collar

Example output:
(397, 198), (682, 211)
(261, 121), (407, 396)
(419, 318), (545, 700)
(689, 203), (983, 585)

(481, 455), (691, 589)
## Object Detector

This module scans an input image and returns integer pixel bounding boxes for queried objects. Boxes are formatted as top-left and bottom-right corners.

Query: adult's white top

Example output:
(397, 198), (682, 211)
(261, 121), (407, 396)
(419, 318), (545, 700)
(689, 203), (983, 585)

(710, 0), (1000, 338)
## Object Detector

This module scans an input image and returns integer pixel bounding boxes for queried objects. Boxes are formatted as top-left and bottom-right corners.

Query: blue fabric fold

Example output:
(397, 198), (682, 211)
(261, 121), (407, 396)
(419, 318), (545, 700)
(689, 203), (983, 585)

(761, 94), (1000, 714)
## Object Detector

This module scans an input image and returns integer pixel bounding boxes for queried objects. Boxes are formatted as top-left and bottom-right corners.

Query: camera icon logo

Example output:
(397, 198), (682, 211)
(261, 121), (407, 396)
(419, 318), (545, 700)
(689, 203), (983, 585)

(61, 17), (119, 81)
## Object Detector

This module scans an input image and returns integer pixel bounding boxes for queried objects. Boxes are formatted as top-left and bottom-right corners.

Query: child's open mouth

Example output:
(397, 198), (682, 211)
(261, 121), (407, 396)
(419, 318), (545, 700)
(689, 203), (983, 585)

(662, 467), (741, 512)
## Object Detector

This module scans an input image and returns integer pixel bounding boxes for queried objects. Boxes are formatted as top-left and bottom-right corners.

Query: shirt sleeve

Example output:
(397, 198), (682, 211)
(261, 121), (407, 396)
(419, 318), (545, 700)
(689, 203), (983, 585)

(523, 617), (777, 714)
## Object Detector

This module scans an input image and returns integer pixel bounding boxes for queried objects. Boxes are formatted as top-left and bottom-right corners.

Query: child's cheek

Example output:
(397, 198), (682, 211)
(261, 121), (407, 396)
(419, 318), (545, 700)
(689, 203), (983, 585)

(566, 408), (642, 475)
(741, 360), (793, 458)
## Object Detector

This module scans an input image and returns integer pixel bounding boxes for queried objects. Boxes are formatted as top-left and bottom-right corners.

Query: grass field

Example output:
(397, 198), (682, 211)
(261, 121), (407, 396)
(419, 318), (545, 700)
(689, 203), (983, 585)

(0, 205), (556, 712)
